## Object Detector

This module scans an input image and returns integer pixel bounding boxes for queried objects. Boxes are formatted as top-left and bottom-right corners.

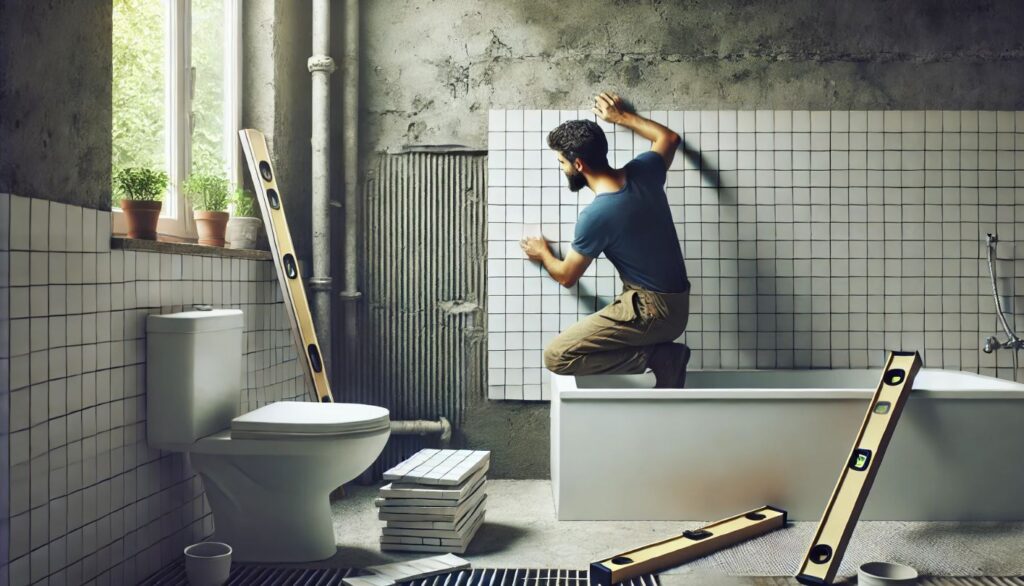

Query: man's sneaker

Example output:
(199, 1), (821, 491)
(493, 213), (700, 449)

(648, 343), (691, 388)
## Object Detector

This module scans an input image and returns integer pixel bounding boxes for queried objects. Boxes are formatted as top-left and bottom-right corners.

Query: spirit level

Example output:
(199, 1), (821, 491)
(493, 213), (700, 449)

(796, 350), (923, 585)
(589, 505), (787, 586)
(239, 129), (334, 402)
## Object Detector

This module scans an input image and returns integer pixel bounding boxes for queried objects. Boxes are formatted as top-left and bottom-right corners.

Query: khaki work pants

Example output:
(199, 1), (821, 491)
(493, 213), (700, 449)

(543, 281), (690, 376)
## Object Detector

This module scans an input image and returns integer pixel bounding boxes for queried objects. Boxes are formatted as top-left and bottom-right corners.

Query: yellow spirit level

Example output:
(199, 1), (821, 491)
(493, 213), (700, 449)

(589, 505), (787, 586)
(796, 350), (923, 585)
(239, 129), (334, 403)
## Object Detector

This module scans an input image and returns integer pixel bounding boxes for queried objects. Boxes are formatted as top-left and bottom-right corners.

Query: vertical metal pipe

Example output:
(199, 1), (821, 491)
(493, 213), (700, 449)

(308, 0), (335, 378)
(339, 0), (363, 382)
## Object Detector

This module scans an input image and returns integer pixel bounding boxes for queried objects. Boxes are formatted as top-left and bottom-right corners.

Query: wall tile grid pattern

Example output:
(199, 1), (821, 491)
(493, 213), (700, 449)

(486, 109), (1024, 400)
(0, 194), (312, 585)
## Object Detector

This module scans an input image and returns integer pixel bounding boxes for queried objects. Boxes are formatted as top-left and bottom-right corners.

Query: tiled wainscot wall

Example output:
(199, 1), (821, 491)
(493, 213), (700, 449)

(486, 109), (1024, 400)
(1, 194), (312, 585)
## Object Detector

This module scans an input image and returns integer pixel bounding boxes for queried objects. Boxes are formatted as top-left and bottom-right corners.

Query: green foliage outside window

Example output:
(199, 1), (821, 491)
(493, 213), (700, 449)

(113, 0), (229, 203)
(190, 0), (227, 178)
(112, 0), (164, 198)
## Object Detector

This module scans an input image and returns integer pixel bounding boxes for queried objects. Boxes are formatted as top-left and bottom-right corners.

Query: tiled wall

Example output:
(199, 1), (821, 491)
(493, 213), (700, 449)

(486, 109), (1024, 400)
(0, 194), (312, 585)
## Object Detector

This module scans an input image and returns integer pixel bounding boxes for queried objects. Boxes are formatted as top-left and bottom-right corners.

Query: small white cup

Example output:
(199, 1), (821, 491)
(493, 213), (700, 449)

(184, 541), (232, 586)
(858, 561), (919, 586)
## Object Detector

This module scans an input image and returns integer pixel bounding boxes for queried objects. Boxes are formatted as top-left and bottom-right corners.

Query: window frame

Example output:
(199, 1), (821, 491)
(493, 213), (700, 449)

(112, 0), (242, 242)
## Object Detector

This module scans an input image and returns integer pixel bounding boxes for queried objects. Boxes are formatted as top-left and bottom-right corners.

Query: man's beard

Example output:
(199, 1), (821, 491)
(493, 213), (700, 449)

(565, 168), (587, 192)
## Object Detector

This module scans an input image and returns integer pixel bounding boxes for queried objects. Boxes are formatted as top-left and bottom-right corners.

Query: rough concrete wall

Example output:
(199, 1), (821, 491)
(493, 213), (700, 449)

(242, 3), (277, 151)
(0, 1), (112, 209)
(242, 1), (313, 264)
(354, 0), (1024, 479)
(364, 0), (1024, 152)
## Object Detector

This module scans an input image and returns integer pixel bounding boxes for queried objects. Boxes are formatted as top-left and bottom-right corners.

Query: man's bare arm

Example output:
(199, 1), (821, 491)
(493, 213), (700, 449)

(521, 237), (593, 288)
(593, 92), (681, 169)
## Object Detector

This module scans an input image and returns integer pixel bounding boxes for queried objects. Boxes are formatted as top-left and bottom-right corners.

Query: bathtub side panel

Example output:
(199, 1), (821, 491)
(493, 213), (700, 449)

(550, 374), (563, 516)
(556, 395), (867, 521)
(866, 398), (1024, 521)
(554, 392), (1024, 521)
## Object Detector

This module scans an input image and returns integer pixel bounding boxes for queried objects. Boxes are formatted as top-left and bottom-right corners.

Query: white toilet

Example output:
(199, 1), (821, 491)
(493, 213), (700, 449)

(145, 308), (390, 562)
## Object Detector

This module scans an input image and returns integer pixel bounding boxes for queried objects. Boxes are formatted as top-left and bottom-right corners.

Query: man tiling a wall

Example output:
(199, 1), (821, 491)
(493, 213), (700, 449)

(520, 92), (692, 388)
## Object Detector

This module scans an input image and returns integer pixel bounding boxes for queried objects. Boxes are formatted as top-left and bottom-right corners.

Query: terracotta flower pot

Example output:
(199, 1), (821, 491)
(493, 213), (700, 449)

(194, 210), (230, 247)
(120, 199), (163, 240)
(226, 216), (265, 250)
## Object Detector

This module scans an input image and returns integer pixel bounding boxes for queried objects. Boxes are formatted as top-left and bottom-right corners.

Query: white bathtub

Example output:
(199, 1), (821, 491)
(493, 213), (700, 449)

(551, 368), (1024, 521)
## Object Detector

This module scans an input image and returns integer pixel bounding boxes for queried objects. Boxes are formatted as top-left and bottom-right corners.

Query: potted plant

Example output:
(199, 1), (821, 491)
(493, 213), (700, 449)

(184, 173), (230, 246)
(114, 167), (168, 239)
(226, 187), (266, 250)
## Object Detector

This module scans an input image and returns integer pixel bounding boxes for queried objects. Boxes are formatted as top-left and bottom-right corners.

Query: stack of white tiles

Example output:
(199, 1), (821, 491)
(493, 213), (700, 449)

(376, 449), (490, 553)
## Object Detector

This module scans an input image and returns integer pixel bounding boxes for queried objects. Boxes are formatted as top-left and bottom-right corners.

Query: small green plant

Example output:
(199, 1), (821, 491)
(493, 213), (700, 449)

(231, 187), (260, 218)
(183, 173), (229, 212)
(113, 167), (168, 203)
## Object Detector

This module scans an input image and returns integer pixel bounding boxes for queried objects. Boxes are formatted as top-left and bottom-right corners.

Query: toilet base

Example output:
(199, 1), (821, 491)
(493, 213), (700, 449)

(193, 456), (340, 562)
(185, 426), (390, 563)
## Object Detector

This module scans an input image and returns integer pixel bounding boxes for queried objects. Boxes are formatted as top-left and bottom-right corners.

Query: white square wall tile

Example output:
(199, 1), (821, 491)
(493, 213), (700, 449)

(49, 202), (68, 251)
(0, 248), (7, 288)
(488, 110), (505, 132)
(0, 191), (10, 250)
(30, 197), (49, 251)
(66, 204), (83, 252)
(10, 251), (29, 286)
(10, 194), (32, 250)
(542, 109), (560, 130)
(29, 252), (47, 286)
(82, 208), (97, 252)
(524, 109), (542, 131)
(97, 211), (112, 251)
(506, 110), (524, 131)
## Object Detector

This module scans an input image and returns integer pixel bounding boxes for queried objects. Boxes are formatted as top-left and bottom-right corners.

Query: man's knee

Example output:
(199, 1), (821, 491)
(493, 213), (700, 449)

(543, 341), (576, 375)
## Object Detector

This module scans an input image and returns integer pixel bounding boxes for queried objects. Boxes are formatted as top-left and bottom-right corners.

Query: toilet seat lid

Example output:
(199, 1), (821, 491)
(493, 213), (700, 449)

(231, 401), (390, 436)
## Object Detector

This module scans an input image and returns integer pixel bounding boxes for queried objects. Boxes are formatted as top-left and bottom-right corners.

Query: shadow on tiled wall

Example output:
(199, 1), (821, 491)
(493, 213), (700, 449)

(486, 109), (1024, 400)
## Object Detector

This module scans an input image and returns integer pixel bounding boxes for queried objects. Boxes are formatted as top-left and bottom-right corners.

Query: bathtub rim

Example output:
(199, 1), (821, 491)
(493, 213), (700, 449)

(553, 367), (1024, 401)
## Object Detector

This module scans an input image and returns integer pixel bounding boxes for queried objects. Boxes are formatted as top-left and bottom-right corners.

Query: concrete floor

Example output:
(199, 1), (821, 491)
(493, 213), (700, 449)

(325, 480), (1024, 582)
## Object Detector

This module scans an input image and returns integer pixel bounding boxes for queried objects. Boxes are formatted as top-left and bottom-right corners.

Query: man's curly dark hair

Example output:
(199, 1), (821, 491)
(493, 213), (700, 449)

(547, 120), (610, 170)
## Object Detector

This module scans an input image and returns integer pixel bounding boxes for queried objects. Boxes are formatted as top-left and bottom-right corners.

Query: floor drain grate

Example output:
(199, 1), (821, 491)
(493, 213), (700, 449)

(140, 564), (660, 586)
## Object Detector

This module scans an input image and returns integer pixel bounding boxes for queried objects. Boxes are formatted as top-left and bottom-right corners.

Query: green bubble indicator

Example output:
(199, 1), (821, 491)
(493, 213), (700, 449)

(849, 448), (873, 471)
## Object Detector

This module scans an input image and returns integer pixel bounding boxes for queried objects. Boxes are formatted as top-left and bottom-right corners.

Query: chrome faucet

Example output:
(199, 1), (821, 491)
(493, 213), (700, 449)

(984, 335), (1023, 353)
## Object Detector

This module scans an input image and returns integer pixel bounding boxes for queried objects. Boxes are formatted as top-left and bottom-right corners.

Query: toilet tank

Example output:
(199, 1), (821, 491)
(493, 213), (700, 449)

(146, 308), (244, 450)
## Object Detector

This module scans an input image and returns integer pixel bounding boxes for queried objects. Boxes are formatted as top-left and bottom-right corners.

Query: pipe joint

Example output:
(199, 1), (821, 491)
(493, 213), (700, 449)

(339, 290), (363, 302)
(307, 276), (333, 291)
(307, 55), (336, 74)
(390, 417), (452, 444)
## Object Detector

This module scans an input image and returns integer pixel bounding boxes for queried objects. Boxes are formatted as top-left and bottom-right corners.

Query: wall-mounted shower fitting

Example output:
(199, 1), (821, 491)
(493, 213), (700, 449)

(982, 233), (1023, 354)
(983, 335), (1023, 353)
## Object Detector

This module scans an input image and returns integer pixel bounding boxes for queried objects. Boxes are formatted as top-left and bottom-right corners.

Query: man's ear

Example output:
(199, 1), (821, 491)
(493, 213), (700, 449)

(573, 158), (585, 173)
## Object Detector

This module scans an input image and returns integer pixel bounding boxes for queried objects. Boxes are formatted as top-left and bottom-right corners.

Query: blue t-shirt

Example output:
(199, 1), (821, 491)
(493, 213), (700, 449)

(571, 151), (689, 293)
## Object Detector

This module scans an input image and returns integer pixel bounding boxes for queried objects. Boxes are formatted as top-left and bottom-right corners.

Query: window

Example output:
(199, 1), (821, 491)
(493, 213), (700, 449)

(112, 0), (242, 241)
